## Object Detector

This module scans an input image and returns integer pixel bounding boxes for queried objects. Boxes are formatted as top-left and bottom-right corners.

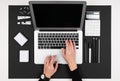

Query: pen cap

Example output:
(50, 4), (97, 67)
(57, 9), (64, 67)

(88, 42), (92, 48)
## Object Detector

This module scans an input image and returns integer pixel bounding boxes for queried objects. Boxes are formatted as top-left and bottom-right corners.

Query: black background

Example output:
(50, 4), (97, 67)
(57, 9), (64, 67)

(9, 6), (111, 78)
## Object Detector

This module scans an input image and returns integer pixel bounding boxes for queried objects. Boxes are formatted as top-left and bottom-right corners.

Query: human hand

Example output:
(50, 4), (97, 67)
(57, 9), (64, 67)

(43, 55), (58, 78)
(62, 40), (77, 71)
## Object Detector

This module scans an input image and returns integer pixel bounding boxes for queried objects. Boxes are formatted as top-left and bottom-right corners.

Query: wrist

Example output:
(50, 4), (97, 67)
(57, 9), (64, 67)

(40, 74), (50, 81)
(68, 62), (77, 71)
(44, 73), (51, 78)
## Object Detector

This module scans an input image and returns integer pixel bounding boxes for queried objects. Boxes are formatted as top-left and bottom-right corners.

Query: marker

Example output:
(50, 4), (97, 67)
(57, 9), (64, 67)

(92, 37), (96, 63)
(84, 39), (88, 63)
(88, 43), (92, 63)
(98, 39), (100, 63)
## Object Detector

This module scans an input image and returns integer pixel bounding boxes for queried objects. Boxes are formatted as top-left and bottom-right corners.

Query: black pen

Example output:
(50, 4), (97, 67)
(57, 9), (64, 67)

(92, 37), (96, 63)
(98, 39), (100, 63)
(84, 39), (88, 63)
(95, 38), (98, 63)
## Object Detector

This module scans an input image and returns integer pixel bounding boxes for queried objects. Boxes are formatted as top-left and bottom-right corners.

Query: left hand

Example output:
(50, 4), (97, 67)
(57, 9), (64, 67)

(43, 55), (58, 78)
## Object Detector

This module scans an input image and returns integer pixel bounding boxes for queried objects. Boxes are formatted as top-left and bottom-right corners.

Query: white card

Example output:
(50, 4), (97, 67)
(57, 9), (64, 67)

(19, 50), (29, 62)
(14, 32), (28, 46)
(85, 20), (101, 36)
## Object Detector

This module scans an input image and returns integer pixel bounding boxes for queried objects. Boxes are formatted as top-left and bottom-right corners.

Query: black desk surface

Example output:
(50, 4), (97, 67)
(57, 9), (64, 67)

(9, 5), (111, 79)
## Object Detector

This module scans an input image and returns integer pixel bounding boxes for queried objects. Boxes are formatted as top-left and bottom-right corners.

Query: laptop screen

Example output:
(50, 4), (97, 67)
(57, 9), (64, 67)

(32, 4), (84, 29)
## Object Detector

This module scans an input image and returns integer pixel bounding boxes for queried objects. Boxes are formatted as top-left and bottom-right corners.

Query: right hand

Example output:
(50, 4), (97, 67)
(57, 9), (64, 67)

(62, 40), (77, 71)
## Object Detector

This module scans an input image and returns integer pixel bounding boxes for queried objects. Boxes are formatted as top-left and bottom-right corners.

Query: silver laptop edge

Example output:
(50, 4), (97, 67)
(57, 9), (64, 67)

(29, 1), (86, 31)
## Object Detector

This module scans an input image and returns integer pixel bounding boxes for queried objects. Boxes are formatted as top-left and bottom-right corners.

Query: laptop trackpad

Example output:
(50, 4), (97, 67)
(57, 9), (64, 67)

(34, 49), (82, 64)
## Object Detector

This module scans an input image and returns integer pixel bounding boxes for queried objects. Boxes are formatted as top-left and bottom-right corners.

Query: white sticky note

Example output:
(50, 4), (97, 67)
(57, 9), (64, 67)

(19, 50), (29, 62)
(85, 20), (101, 36)
(14, 32), (28, 46)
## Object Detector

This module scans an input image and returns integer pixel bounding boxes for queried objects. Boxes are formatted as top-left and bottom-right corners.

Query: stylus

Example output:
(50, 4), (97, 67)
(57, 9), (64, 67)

(98, 39), (100, 63)
(92, 37), (96, 63)
(88, 43), (92, 63)
(84, 39), (88, 63)
(95, 37), (98, 63)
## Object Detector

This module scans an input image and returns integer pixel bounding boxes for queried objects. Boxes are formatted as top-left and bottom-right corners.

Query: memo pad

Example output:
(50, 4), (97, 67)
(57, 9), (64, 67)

(14, 32), (28, 46)
(85, 11), (101, 36)
(19, 50), (29, 62)
(85, 20), (101, 36)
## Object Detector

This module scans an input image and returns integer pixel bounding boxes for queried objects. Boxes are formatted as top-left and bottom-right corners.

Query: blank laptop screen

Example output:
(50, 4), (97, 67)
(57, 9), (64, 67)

(32, 4), (83, 28)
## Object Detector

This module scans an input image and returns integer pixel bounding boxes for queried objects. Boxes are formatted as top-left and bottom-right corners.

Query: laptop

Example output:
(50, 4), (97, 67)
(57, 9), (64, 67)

(29, 1), (86, 64)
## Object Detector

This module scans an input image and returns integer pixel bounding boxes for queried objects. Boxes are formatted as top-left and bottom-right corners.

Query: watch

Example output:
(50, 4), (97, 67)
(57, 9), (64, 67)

(40, 74), (50, 81)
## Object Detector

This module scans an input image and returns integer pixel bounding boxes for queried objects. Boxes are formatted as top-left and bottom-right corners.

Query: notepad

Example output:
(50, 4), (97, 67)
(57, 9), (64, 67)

(19, 50), (29, 62)
(85, 11), (101, 36)
(85, 20), (101, 36)
(14, 32), (28, 46)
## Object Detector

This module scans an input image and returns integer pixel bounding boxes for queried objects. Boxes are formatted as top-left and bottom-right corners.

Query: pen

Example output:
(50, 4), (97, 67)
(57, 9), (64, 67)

(95, 37), (98, 63)
(88, 43), (92, 63)
(84, 39), (88, 63)
(98, 39), (100, 63)
(92, 37), (96, 63)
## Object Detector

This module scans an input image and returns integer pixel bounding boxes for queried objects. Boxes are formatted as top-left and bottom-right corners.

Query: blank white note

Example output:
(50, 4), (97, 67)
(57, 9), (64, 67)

(85, 20), (101, 36)
(14, 32), (28, 46)
(19, 50), (29, 62)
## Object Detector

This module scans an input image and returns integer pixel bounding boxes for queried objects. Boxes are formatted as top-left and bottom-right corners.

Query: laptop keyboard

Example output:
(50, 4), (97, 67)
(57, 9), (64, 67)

(38, 33), (79, 49)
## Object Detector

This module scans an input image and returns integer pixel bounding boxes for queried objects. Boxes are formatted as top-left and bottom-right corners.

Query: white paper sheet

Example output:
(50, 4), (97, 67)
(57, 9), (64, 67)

(14, 32), (28, 46)
(19, 50), (29, 62)
(85, 20), (101, 36)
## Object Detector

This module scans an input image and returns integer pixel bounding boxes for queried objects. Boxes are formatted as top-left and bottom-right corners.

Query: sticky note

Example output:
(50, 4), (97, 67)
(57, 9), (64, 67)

(19, 50), (29, 62)
(14, 32), (28, 46)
